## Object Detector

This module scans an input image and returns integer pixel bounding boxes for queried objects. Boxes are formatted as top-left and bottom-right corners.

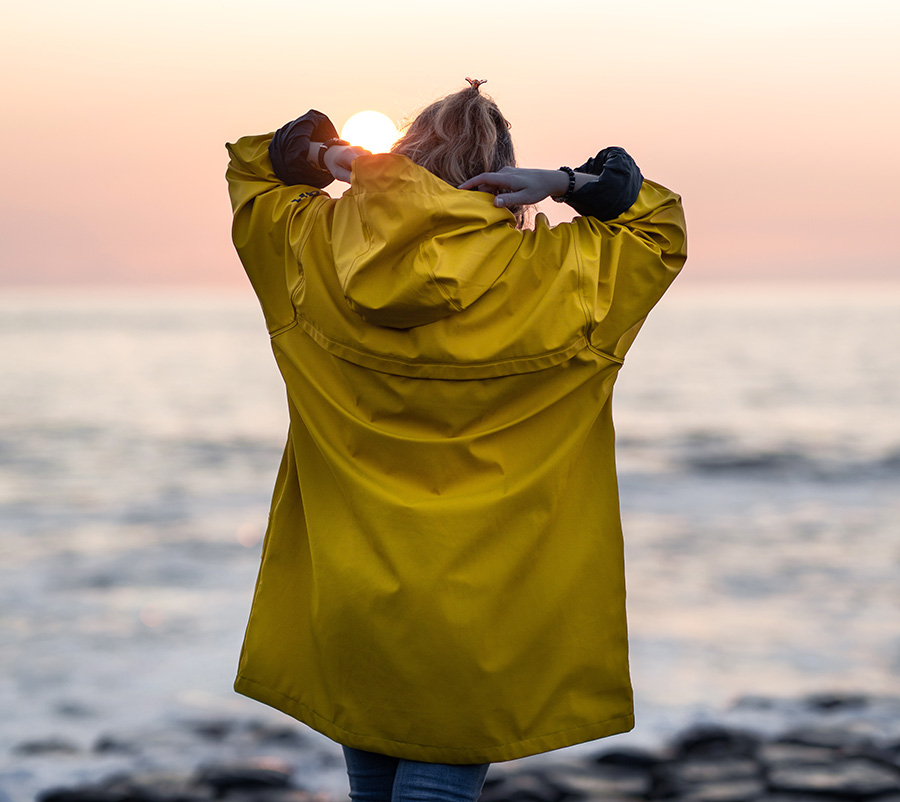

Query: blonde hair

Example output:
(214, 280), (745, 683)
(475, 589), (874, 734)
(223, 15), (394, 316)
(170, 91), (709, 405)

(392, 82), (528, 227)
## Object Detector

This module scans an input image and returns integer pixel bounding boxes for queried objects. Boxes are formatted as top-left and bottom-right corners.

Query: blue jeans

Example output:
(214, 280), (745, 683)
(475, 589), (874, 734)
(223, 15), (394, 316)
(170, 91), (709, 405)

(342, 746), (490, 802)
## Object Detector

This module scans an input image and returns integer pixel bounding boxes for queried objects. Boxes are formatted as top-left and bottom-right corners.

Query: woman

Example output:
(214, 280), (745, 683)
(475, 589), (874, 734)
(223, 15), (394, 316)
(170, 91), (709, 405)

(225, 81), (686, 802)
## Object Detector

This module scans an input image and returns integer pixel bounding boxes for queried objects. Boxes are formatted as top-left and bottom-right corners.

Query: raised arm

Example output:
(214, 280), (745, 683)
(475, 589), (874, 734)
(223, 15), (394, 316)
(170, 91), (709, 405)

(268, 110), (369, 185)
(459, 168), (599, 207)
(459, 147), (642, 221)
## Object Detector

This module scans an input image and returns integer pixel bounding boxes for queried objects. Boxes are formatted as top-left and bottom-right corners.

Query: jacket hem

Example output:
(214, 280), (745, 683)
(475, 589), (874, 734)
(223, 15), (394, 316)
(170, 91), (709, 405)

(234, 674), (635, 764)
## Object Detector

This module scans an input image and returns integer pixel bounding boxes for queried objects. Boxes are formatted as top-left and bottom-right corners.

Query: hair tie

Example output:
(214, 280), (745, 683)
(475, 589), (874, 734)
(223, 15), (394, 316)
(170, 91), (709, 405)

(465, 77), (487, 91)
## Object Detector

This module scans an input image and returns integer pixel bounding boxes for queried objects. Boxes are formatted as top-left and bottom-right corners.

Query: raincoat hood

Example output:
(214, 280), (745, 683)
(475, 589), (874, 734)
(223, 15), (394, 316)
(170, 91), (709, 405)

(333, 154), (520, 329)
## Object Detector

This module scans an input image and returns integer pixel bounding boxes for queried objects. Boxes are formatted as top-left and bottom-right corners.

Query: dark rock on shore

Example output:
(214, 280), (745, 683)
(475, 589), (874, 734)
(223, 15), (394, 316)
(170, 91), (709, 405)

(196, 758), (293, 794)
(93, 735), (141, 756)
(767, 758), (900, 798)
(38, 758), (315, 802)
(32, 694), (900, 802)
(482, 694), (900, 802)
(673, 726), (761, 760)
(12, 738), (80, 757)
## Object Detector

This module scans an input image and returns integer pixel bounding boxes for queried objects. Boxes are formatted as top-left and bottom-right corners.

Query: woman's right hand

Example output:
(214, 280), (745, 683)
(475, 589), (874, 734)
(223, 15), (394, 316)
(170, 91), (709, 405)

(324, 145), (370, 183)
(459, 167), (570, 208)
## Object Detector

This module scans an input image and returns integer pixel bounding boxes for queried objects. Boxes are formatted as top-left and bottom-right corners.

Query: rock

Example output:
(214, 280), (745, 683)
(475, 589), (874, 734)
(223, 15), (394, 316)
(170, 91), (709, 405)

(93, 734), (141, 755)
(194, 758), (294, 794)
(38, 776), (206, 802)
(33, 750), (329, 802)
(877, 742), (900, 771)
(754, 796), (833, 802)
(678, 778), (766, 802)
(731, 695), (779, 711)
(673, 726), (760, 760)
(246, 721), (308, 746)
(803, 693), (870, 712)
(536, 750), (656, 799)
(651, 757), (761, 800)
(53, 701), (96, 718)
(779, 726), (873, 751)
(757, 741), (840, 767)
(219, 793), (320, 802)
(593, 748), (661, 771)
(768, 757), (900, 798)
(185, 718), (236, 741)
(13, 736), (80, 755)
(39, 787), (141, 802)
(545, 766), (650, 799)
(39, 764), (305, 802)
(111, 770), (204, 797)
(673, 758), (759, 784)
(478, 771), (564, 802)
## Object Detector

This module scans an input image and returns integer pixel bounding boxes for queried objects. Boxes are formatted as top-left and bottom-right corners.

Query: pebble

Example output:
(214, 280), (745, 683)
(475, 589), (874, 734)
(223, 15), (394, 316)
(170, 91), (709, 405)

(195, 757), (294, 793)
(29, 694), (900, 802)
(768, 758), (900, 797)
(38, 759), (310, 802)
(12, 738), (80, 757)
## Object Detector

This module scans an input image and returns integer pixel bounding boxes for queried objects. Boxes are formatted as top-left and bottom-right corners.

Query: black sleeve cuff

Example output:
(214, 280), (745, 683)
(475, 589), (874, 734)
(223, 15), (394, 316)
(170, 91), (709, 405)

(567, 147), (643, 220)
(268, 109), (340, 188)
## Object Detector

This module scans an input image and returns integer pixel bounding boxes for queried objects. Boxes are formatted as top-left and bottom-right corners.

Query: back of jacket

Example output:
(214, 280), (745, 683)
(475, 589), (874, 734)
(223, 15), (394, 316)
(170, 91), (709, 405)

(225, 134), (687, 763)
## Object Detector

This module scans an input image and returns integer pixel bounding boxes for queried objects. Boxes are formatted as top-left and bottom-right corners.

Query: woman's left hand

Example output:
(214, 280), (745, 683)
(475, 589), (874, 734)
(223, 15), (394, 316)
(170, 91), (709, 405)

(459, 167), (569, 207)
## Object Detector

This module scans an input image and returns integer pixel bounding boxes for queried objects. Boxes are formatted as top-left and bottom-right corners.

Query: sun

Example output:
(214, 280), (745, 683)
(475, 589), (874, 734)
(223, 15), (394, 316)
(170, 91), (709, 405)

(341, 111), (399, 154)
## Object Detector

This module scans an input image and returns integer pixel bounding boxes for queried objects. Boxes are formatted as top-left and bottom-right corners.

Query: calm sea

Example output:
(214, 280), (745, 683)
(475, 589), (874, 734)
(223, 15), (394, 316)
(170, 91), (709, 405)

(1, 283), (898, 796)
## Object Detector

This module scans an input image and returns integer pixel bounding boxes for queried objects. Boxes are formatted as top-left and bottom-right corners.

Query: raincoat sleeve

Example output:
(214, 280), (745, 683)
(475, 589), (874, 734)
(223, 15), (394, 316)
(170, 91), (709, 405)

(268, 110), (340, 187)
(226, 133), (331, 334)
(567, 147), (643, 221)
(578, 178), (687, 360)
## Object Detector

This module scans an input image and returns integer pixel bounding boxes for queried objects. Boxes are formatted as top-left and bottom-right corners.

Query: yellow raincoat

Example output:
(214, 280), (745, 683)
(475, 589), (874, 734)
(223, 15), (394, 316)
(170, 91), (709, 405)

(225, 132), (687, 764)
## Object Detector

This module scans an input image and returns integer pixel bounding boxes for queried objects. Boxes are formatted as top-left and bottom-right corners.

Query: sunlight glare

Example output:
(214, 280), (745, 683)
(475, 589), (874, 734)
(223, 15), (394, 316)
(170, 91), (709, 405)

(341, 111), (399, 154)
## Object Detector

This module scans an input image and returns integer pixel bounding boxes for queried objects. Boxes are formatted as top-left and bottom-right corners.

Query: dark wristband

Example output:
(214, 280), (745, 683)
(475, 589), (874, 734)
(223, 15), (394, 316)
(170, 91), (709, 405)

(553, 166), (576, 203)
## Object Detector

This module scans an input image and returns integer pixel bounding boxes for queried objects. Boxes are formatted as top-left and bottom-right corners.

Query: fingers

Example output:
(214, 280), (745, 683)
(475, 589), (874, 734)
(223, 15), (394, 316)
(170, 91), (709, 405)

(326, 145), (369, 183)
(458, 172), (531, 208)
(494, 190), (531, 208)
(458, 171), (511, 192)
(458, 173), (488, 190)
(336, 146), (368, 168)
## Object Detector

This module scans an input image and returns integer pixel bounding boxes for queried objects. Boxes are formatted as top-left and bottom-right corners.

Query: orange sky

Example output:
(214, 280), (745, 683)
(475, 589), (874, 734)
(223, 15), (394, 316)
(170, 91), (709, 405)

(3, 0), (898, 287)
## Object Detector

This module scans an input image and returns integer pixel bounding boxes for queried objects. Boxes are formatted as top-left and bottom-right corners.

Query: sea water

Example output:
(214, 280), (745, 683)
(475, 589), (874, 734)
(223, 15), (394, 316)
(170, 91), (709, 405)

(1, 283), (898, 796)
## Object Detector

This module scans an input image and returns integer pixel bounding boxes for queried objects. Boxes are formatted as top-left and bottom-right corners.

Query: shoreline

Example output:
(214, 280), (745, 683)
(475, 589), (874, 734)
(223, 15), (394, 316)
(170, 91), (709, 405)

(10, 693), (900, 802)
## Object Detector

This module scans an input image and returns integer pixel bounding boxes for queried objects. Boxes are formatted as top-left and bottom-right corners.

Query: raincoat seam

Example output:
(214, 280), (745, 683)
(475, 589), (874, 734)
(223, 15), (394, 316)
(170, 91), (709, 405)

(269, 318), (300, 338)
(572, 230), (595, 343)
(339, 193), (377, 296)
(426, 255), (465, 312)
(236, 674), (633, 751)
(289, 194), (329, 269)
(282, 194), (334, 337)
(295, 313), (590, 372)
(585, 342), (625, 365)
(421, 196), (465, 312)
